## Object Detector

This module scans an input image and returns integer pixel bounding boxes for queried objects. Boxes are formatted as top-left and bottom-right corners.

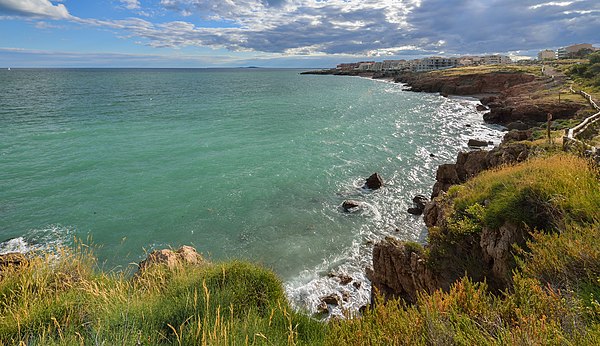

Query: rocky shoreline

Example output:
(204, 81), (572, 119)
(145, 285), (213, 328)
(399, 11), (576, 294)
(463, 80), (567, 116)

(350, 68), (592, 306)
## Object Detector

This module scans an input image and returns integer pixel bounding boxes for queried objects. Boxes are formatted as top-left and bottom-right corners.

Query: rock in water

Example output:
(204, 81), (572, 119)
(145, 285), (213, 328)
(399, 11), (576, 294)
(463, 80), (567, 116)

(320, 294), (340, 306)
(468, 139), (488, 147)
(364, 173), (383, 190)
(342, 200), (361, 212)
(476, 104), (489, 111)
(407, 207), (423, 215)
(407, 194), (429, 215)
(413, 195), (429, 210)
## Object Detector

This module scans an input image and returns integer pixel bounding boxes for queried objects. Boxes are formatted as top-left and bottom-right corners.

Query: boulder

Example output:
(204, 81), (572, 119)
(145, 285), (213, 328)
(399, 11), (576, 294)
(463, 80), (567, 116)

(338, 274), (353, 285)
(316, 302), (329, 315)
(342, 200), (362, 212)
(407, 207), (422, 215)
(506, 121), (531, 130)
(364, 173), (384, 190)
(503, 129), (533, 142)
(320, 294), (340, 306)
(138, 245), (204, 273)
(408, 194), (429, 215)
(0, 252), (28, 270)
(413, 195), (429, 210)
(468, 138), (488, 147)
(476, 104), (488, 111)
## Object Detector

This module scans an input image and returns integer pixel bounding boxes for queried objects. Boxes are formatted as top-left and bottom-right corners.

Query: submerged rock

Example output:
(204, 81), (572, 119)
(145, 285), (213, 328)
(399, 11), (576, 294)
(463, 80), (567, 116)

(364, 173), (384, 190)
(342, 200), (362, 212)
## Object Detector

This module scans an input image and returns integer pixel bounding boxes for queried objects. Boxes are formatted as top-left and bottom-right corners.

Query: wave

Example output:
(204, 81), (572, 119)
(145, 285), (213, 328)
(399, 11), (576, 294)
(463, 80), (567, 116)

(0, 225), (73, 255)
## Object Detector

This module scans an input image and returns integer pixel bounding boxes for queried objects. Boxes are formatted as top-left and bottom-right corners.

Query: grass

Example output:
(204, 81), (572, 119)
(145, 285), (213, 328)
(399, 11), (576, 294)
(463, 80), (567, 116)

(1, 154), (599, 345)
(0, 245), (325, 345)
(431, 64), (542, 77)
(451, 154), (599, 230)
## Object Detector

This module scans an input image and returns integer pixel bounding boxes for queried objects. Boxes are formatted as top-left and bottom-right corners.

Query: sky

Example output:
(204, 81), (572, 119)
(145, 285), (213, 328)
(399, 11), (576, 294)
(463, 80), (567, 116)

(0, 0), (599, 68)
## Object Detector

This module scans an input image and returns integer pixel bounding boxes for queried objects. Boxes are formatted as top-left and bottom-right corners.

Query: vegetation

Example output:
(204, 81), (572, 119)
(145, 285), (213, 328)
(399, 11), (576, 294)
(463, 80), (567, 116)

(1, 155), (599, 345)
(568, 52), (600, 88)
(329, 153), (600, 345)
(433, 64), (542, 77)
(0, 248), (325, 345)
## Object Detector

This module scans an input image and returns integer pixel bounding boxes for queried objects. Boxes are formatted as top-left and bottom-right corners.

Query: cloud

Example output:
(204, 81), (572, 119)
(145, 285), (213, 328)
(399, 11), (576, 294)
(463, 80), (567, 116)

(0, 0), (70, 19)
(120, 0), (141, 10)
(87, 0), (597, 56)
(3, 0), (599, 59)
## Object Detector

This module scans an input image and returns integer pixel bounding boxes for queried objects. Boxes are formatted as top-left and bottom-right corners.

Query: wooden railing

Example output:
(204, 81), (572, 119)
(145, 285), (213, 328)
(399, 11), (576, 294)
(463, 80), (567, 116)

(563, 87), (600, 154)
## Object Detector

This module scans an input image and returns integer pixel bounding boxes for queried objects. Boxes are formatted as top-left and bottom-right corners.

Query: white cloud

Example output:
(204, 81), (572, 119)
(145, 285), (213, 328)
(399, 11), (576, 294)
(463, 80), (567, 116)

(0, 0), (70, 19)
(120, 0), (140, 10)
(529, 1), (576, 10)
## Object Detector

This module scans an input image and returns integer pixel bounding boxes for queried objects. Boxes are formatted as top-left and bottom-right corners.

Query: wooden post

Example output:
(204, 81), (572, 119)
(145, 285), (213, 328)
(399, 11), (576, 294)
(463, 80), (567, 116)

(547, 113), (553, 145)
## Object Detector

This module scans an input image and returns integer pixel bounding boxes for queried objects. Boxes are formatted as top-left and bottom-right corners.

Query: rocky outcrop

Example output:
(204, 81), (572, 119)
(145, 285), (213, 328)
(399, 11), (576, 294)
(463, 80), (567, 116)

(503, 129), (533, 142)
(431, 142), (530, 198)
(480, 222), (528, 285)
(395, 72), (536, 96)
(137, 245), (204, 273)
(364, 173), (384, 190)
(367, 237), (439, 304)
(370, 208), (530, 303)
(484, 100), (584, 126)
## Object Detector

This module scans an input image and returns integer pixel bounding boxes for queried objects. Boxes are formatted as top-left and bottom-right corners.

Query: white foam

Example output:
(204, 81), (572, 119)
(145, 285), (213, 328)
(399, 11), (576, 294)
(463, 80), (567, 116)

(284, 92), (505, 319)
(0, 225), (73, 255)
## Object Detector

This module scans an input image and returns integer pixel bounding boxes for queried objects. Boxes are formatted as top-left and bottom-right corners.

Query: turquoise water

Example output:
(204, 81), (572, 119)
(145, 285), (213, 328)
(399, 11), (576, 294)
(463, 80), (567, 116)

(0, 68), (502, 313)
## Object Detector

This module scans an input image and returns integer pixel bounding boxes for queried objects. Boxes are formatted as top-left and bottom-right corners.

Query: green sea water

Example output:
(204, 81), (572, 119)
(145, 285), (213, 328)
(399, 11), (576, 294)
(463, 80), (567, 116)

(0, 68), (503, 314)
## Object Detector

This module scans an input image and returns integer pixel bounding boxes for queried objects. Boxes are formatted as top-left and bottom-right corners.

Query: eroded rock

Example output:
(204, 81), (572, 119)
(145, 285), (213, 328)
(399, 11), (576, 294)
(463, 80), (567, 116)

(138, 245), (204, 273)
(364, 173), (384, 190)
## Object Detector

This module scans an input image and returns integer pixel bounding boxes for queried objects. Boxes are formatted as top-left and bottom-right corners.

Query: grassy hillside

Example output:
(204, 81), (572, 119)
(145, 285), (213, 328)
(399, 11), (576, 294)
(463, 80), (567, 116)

(1, 154), (599, 345)
(0, 249), (325, 345)
(329, 153), (600, 345)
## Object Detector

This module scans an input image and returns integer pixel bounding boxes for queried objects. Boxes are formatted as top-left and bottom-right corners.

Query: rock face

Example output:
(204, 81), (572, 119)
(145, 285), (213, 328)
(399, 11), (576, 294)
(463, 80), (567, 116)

(369, 216), (530, 304)
(138, 245), (204, 273)
(395, 72), (536, 96)
(364, 173), (384, 190)
(367, 237), (439, 304)
(431, 142), (530, 198)
(395, 71), (586, 128)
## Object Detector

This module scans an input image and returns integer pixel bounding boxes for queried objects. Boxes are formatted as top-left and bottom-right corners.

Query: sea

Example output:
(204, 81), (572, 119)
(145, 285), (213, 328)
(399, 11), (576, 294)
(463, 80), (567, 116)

(0, 68), (504, 316)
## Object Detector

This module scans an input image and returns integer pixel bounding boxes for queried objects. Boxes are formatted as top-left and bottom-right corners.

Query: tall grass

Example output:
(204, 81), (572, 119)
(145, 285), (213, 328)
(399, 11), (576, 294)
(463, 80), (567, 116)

(0, 246), (325, 345)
